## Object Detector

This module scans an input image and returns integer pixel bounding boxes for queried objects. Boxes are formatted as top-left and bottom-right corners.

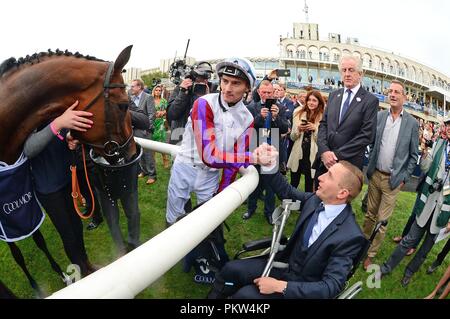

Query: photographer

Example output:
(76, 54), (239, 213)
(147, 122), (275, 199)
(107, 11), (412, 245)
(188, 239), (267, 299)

(380, 117), (450, 287)
(166, 61), (214, 145)
(243, 80), (289, 224)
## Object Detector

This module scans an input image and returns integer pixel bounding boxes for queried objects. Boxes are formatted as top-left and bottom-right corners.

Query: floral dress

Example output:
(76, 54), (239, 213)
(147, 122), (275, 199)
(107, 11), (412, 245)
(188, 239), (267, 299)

(152, 98), (168, 142)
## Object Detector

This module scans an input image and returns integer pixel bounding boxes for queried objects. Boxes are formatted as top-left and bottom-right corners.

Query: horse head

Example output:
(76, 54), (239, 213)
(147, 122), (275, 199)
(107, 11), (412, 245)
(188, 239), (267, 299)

(0, 46), (139, 166)
(71, 45), (139, 166)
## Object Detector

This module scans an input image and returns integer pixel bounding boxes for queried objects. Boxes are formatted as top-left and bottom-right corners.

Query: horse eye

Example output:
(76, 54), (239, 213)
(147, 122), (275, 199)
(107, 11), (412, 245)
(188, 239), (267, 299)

(118, 103), (129, 111)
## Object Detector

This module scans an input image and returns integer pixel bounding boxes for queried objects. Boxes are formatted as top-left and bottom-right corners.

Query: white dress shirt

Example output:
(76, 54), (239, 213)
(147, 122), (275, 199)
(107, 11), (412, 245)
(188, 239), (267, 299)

(307, 203), (347, 247)
(132, 91), (143, 106)
(339, 83), (361, 121)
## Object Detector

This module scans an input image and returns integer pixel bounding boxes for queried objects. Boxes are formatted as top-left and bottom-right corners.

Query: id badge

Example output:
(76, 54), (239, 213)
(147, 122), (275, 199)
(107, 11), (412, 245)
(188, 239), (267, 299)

(444, 183), (450, 196)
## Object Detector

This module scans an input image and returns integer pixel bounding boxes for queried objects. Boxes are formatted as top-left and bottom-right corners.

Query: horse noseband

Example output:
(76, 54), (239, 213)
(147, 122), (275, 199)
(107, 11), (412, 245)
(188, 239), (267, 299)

(103, 140), (120, 157)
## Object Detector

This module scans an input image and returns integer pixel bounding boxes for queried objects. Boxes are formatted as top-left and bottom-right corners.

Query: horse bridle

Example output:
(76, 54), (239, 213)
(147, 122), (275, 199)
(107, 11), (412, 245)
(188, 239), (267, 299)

(81, 62), (134, 160)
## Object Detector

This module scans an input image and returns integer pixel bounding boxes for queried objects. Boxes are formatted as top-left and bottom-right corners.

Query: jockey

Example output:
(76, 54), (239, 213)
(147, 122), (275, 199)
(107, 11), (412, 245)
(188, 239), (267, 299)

(165, 58), (257, 226)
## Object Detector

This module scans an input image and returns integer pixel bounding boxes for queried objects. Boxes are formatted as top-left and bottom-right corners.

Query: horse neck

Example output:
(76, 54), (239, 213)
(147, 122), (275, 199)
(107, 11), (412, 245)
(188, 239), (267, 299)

(0, 58), (105, 164)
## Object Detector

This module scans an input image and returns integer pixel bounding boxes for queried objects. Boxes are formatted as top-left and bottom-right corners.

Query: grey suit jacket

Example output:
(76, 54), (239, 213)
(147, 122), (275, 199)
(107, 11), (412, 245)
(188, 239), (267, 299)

(133, 91), (156, 138)
(366, 109), (419, 189)
(317, 86), (378, 169)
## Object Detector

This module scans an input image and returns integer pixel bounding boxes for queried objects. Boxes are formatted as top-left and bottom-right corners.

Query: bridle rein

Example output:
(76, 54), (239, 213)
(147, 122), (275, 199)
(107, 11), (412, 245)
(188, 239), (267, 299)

(81, 62), (134, 160)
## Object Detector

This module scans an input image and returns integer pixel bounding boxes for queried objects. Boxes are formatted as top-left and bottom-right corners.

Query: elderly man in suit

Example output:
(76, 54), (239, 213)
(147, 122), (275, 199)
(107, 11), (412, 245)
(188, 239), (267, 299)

(315, 55), (378, 181)
(362, 80), (419, 270)
(208, 145), (366, 299)
(380, 117), (450, 287)
(130, 79), (157, 184)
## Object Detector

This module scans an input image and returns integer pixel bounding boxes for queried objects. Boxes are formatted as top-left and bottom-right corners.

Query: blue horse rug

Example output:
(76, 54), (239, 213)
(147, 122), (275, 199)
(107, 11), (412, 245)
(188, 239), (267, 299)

(0, 153), (45, 242)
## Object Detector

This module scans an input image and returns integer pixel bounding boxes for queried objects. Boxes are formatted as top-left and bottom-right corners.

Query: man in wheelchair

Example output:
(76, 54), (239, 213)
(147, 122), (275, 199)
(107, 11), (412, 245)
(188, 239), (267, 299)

(209, 145), (366, 299)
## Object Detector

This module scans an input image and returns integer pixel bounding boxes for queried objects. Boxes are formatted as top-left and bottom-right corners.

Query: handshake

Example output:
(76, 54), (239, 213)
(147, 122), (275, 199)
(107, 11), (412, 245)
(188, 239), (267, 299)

(252, 143), (278, 167)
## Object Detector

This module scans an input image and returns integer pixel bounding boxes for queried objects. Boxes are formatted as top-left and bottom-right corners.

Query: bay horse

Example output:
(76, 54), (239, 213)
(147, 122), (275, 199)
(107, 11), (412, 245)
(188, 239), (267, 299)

(0, 45), (136, 165)
(0, 46), (137, 297)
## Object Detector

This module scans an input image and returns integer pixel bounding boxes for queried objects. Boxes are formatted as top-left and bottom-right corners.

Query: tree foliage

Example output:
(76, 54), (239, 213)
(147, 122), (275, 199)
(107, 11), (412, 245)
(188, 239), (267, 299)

(141, 71), (168, 90)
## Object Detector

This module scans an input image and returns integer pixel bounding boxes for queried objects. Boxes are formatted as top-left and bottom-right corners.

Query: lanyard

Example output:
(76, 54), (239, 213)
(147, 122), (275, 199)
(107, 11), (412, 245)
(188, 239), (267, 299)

(264, 108), (272, 145)
(445, 141), (450, 169)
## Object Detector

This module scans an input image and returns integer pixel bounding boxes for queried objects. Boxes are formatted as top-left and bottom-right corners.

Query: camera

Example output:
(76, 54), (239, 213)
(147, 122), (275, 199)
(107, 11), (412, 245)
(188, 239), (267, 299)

(264, 98), (278, 108)
(424, 139), (433, 148)
(152, 78), (161, 87)
(169, 60), (213, 85)
(169, 59), (190, 85)
(429, 178), (443, 194)
(169, 60), (213, 97)
(275, 69), (291, 77)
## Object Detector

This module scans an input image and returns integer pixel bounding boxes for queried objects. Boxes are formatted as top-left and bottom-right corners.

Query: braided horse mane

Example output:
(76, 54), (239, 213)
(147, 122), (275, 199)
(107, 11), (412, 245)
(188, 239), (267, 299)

(0, 49), (105, 77)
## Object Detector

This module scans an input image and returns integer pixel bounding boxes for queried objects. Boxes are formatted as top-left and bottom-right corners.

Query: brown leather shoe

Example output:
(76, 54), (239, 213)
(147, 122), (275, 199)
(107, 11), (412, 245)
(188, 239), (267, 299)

(163, 156), (170, 169)
(406, 248), (416, 256)
(393, 236), (403, 243)
(363, 257), (372, 270)
(138, 173), (145, 178)
(146, 178), (156, 185)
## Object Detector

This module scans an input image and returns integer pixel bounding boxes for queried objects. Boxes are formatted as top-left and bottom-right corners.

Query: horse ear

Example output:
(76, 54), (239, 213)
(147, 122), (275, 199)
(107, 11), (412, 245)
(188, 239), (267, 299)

(114, 45), (133, 72)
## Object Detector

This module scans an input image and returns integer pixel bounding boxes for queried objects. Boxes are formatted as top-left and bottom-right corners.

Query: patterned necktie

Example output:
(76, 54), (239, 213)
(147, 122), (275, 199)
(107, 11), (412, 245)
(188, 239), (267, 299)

(303, 203), (324, 248)
(340, 89), (352, 123)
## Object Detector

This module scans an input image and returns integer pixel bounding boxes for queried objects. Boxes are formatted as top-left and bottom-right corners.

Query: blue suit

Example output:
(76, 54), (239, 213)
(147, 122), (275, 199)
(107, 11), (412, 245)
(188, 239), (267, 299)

(245, 101), (289, 220)
(217, 172), (366, 299)
(278, 97), (295, 123)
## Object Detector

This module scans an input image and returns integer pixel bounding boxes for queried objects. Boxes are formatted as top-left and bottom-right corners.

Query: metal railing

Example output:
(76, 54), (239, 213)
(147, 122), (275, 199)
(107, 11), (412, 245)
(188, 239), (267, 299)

(48, 138), (259, 298)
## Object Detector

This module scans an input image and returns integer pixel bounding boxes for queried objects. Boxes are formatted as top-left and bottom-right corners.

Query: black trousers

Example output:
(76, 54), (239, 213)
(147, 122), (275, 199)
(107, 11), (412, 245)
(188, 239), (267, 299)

(0, 280), (16, 299)
(37, 184), (89, 275)
(217, 258), (285, 299)
(290, 159), (314, 192)
(382, 215), (437, 277)
(435, 238), (450, 265)
(313, 162), (327, 189)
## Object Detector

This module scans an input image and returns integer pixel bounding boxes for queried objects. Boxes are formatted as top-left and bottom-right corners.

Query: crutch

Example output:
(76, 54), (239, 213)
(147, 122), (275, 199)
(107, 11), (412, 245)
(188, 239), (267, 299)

(261, 199), (301, 277)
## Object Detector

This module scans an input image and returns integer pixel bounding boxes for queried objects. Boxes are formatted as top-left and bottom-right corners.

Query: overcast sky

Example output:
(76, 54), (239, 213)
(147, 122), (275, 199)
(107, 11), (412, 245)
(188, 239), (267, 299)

(1, 0), (448, 77)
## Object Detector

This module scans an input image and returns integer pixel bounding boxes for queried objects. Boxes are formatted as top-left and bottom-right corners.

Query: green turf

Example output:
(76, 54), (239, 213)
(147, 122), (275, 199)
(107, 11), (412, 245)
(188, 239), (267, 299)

(0, 154), (448, 299)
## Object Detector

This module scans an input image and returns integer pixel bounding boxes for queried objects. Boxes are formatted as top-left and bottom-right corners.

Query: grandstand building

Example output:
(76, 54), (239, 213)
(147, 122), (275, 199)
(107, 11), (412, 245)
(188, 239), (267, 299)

(151, 21), (449, 123)
(276, 22), (449, 122)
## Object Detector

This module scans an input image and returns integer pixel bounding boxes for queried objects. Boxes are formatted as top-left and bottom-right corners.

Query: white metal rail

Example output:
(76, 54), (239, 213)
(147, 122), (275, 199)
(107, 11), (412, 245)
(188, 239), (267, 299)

(48, 138), (258, 298)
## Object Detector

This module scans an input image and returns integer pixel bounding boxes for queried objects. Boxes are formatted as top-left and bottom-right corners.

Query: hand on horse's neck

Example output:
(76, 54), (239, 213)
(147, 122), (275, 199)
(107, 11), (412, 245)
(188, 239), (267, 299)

(1, 102), (74, 164)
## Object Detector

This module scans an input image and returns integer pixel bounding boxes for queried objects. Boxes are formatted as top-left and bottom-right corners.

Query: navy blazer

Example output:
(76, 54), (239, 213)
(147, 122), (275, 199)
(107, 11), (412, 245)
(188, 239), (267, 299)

(263, 173), (366, 298)
(279, 97), (295, 126)
(317, 86), (378, 169)
(247, 101), (289, 144)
